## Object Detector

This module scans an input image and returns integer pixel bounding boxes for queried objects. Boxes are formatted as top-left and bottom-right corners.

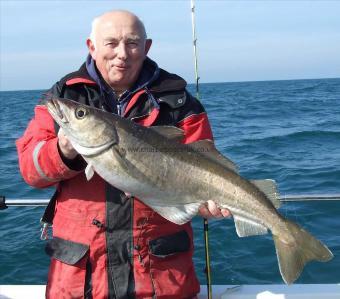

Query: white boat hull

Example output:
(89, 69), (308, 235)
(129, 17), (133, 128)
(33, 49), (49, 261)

(1, 284), (339, 299)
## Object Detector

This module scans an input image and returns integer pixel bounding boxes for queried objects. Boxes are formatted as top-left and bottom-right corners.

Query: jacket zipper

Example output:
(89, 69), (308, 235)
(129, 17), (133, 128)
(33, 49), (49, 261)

(117, 102), (121, 116)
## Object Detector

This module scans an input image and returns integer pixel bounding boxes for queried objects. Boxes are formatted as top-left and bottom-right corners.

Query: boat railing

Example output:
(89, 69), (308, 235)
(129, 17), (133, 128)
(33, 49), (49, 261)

(1, 194), (340, 208)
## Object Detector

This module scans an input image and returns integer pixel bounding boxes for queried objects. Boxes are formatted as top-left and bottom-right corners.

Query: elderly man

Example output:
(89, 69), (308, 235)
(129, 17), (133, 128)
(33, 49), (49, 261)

(17, 10), (229, 299)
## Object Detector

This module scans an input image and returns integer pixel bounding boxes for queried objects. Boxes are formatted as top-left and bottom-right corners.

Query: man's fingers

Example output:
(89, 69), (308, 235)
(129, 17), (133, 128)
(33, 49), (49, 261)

(198, 205), (213, 218)
(198, 200), (232, 219)
(57, 129), (78, 159)
(221, 208), (231, 218)
(206, 200), (223, 218)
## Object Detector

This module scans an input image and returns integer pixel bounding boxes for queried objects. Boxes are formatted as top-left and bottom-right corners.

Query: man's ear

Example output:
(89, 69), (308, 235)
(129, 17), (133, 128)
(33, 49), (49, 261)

(87, 38), (96, 60)
(144, 39), (152, 55)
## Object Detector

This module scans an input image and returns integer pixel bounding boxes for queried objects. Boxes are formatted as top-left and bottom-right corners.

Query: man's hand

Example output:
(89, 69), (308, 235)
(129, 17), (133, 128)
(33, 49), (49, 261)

(198, 200), (231, 219)
(58, 129), (78, 159)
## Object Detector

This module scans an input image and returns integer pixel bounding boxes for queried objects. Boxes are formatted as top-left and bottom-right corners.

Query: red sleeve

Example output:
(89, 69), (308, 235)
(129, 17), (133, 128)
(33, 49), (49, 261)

(177, 112), (213, 144)
(16, 105), (81, 188)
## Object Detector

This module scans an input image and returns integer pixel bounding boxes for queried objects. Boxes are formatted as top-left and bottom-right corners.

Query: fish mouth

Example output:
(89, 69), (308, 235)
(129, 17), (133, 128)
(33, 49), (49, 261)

(71, 139), (116, 157)
(45, 97), (116, 155)
(46, 98), (69, 124)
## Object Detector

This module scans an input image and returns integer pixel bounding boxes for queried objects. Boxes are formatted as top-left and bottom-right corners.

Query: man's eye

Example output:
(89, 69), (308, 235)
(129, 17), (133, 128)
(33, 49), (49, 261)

(127, 41), (139, 48)
(105, 42), (118, 47)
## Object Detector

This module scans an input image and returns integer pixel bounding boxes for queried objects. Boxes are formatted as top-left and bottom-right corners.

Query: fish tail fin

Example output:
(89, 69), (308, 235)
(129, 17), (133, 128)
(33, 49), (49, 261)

(273, 220), (333, 284)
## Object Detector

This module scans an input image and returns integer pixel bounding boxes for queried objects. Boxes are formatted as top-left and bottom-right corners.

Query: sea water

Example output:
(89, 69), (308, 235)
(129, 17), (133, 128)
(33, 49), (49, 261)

(1, 78), (339, 285)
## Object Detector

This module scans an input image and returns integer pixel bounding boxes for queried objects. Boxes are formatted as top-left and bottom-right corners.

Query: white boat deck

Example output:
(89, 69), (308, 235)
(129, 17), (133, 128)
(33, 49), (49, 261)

(199, 284), (340, 298)
(0, 284), (339, 299)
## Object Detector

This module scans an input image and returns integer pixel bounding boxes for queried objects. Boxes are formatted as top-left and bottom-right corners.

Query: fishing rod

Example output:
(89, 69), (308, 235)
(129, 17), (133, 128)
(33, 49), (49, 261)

(190, 1), (213, 298)
(191, 0), (200, 101)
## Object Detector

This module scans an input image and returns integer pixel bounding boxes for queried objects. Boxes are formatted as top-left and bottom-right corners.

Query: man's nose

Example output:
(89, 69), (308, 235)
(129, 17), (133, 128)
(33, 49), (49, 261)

(116, 42), (128, 60)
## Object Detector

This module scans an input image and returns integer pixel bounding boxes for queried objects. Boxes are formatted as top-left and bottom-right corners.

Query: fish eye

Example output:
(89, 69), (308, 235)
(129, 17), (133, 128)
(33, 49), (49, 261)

(75, 107), (87, 119)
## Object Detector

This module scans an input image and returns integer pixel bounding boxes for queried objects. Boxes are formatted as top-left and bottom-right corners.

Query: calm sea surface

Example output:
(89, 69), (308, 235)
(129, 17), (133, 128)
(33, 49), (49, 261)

(1, 78), (340, 285)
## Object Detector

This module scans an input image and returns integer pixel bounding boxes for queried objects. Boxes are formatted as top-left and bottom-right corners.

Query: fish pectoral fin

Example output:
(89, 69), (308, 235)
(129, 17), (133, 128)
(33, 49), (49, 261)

(233, 215), (268, 237)
(85, 163), (95, 180)
(149, 126), (184, 142)
(189, 140), (238, 173)
(250, 179), (281, 209)
(150, 203), (201, 225)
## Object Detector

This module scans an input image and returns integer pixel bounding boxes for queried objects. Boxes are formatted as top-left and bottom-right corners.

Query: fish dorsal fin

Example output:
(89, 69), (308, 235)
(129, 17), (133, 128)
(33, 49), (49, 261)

(251, 179), (281, 209)
(149, 202), (201, 225)
(233, 215), (268, 237)
(189, 140), (238, 173)
(150, 126), (184, 142)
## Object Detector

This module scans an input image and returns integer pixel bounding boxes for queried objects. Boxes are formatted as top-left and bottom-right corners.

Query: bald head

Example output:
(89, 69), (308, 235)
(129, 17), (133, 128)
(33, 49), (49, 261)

(86, 10), (152, 93)
(90, 10), (147, 47)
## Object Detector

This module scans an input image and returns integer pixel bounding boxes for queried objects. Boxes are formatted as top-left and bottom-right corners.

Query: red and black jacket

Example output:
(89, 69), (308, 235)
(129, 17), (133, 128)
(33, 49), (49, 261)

(16, 58), (213, 299)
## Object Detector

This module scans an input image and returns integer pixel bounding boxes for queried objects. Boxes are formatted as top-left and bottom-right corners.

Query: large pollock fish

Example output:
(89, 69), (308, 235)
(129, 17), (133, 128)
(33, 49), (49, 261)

(46, 96), (333, 284)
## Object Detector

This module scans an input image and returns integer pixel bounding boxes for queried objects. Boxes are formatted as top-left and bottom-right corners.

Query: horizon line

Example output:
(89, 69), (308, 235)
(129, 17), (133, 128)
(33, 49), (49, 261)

(1, 76), (339, 93)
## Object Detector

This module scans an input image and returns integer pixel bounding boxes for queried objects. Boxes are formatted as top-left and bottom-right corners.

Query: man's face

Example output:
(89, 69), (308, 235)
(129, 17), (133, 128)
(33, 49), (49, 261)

(88, 15), (151, 92)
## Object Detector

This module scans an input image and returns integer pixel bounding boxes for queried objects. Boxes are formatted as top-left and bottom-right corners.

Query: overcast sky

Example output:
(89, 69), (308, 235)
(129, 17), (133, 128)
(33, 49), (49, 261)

(1, 0), (340, 91)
